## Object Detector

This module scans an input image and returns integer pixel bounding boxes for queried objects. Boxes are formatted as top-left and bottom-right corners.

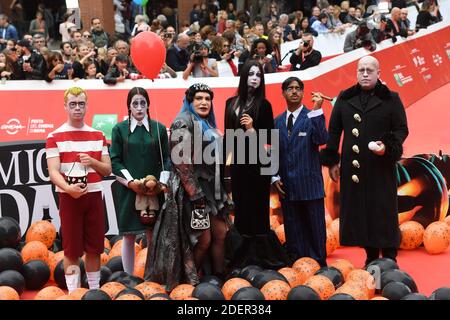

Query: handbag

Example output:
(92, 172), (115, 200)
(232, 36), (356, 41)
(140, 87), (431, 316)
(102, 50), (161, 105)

(66, 163), (87, 188)
(190, 206), (210, 230)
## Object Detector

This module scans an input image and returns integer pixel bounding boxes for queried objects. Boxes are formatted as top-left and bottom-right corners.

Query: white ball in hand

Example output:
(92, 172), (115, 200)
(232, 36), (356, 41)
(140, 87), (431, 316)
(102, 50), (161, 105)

(368, 141), (381, 151)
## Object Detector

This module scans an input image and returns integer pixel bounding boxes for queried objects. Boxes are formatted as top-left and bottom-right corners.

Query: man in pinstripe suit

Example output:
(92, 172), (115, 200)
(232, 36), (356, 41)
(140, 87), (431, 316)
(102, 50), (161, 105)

(272, 77), (329, 266)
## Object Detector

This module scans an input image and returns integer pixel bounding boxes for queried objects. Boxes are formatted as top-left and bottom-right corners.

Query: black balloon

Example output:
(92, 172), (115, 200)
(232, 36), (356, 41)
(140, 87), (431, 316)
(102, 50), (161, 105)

(401, 293), (428, 300)
(57, 227), (63, 241)
(109, 235), (123, 247)
(315, 267), (344, 289)
(365, 258), (399, 274)
(226, 268), (242, 281)
(107, 271), (143, 288)
(0, 217), (21, 249)
(81, 289), (111, 300)
(380, 269), (418, 293)
(328, 293), (355, 300)
(0, 270), (25, 295)
(239, 265), (262, 282)
(52, 239), (63, 253)
(231, 287), (265, 300)
(81, 266), (112, 289)
(135, 233), (147, 249)
(21, 260), (50, 290)
(0, 248), (23, 272)
(429, 287), (450, 300)
(108, 271), (128, 283)
(54, 259), (85, 289)
(287, 285), (321, 300)
(200, 275), (223, 288)
(105, 256), (124, 273)
(116, 287), (145, 300)
(17, 241), (26, 252)
(192, 283), (225, 300)
(150, 293), (171, 300)
(382, 281), (412, 300)
(251, 270), (288, 289)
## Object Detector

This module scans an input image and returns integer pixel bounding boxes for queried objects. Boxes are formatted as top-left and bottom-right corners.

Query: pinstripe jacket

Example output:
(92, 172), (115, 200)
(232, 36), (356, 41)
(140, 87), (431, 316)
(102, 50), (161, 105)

(274, 106), (328, 201)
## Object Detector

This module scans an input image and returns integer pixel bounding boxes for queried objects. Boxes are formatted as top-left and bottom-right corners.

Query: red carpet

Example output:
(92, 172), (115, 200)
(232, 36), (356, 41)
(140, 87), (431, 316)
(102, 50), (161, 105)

(327, 245), (450, 296)
(403, 83), (450, 157)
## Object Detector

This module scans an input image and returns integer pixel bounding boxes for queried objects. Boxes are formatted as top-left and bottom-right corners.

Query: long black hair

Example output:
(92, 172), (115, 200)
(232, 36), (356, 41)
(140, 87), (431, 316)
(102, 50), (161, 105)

(237, 59), (266, 104)
(225, 60), (266, 129)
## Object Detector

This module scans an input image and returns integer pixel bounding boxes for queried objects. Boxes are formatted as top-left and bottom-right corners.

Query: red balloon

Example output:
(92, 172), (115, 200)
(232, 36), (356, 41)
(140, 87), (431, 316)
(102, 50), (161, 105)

(130, 31), (166, 80)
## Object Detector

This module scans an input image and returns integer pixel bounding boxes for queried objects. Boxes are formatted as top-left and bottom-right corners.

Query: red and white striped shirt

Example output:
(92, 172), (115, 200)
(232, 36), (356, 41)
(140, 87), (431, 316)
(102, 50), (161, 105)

(46, 123), (109, 193)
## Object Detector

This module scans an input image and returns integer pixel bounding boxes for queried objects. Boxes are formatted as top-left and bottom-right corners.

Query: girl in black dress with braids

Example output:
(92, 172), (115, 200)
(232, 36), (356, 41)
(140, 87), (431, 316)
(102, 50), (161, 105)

(110, 87), (171, 276)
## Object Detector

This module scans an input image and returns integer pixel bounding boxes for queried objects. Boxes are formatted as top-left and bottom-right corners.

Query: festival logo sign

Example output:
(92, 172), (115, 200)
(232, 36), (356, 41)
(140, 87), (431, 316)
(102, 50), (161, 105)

(432, 54), (443, 67)
(91, 114), (118, 140)
(27, 119), (55, 135)
(1, 119), (26, 135)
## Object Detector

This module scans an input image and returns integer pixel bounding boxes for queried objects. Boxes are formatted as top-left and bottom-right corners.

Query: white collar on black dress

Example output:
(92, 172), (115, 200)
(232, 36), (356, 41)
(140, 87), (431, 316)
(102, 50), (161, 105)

(130, 115), (149, 133)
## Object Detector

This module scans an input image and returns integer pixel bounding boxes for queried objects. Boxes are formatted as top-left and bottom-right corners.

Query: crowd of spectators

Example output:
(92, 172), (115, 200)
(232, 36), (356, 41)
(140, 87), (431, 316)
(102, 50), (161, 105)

(0, 0), (444, 83)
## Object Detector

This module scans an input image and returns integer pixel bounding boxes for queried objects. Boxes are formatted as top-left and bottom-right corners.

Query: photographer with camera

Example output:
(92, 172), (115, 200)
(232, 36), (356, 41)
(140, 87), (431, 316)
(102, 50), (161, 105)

(343, 21), (376, 53)
(289, 33), (322, 71)
(238, 38), (275, 75)
(182, 42), (218, 80)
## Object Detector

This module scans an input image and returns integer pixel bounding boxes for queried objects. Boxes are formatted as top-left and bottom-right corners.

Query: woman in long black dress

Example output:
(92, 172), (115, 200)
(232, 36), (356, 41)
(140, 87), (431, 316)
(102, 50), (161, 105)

(224, 60), (289, 270)
(146, 84), (231, 290)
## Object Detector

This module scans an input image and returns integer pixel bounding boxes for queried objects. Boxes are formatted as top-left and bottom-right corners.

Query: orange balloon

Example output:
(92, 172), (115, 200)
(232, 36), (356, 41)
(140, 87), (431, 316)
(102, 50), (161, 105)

(69, 288), (89, 300)
(116, 294), (143, 300)
(21, 241), (49, 264)
(34, 286), (65, 300)
(324, 175), (340, 220)
(292, 257), (321, 283)
(330, 219), (340, 246)
(222, 278), (252, 300)
(133, 247), (148, 278)
(399, 221), (425, 250)
(304, 275), (335, 300)
(445, 215), (450, 227)
(49, 251), (64, 281)
(104, 238), (111, 250)
(334, 283), (369, 300)
(278, 267), (304, 287)
(329, 259), (354, 280)
(26, 220), (56, 248)
(108, 240), (141, 261)
(371, 296), (389, 300)
(270, 215), (281, 230)
(275, 224), (285, 244)
(169, 284), (195, 300)
(260, 280), (291, 300)
(56, 295), (76, 300)
(100, 282), (127, 300)
(0, 286), (20, 300)
(346, 269), (375, 299)
(326, 227), (338, 256)
(325, 214), (332, 227)
(100, 252), (109, 266)
(423, 221), (450, 254)
(135, 281), (166, 300)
